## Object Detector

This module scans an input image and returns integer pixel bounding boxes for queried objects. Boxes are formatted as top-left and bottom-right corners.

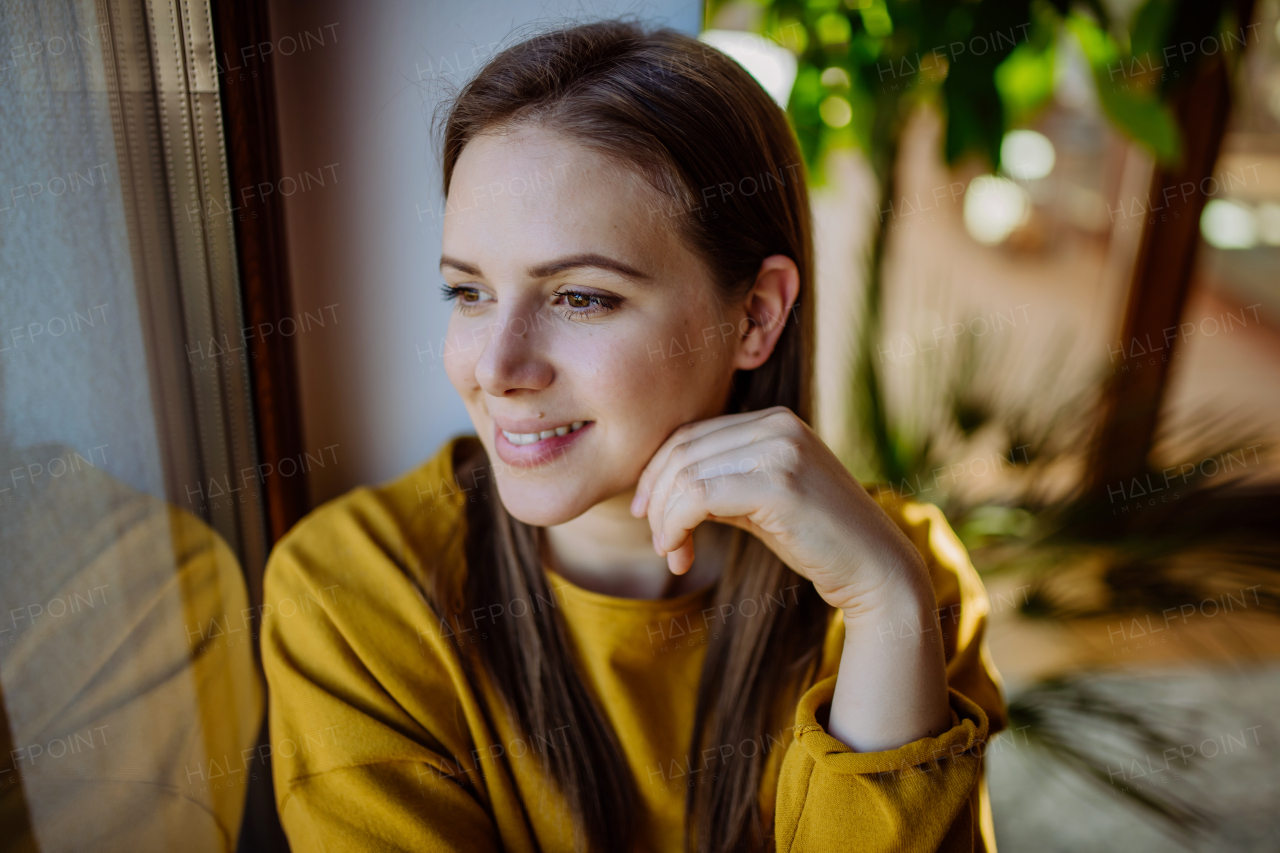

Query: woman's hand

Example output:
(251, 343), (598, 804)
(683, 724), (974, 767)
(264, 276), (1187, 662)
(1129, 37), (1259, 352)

(632, 406), (953, 752)
(629, 406), (931, 619)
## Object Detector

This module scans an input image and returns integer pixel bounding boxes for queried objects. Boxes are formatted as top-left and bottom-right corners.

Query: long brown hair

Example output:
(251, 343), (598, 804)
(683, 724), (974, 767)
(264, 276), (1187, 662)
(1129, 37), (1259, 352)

(432, 19), (829, 853)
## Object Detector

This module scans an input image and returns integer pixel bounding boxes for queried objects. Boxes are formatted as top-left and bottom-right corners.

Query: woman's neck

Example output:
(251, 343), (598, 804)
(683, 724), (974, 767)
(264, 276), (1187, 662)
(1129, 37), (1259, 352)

(544, 490), (727, 599)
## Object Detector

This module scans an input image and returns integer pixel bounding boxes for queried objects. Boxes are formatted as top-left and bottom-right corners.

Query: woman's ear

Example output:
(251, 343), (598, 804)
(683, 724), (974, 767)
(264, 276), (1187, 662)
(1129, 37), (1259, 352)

(732, 254), (800, 371)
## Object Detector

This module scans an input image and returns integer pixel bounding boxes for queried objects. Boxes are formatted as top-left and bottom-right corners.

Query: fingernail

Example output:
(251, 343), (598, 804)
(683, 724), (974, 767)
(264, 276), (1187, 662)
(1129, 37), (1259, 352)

(629, 492), (643, 516)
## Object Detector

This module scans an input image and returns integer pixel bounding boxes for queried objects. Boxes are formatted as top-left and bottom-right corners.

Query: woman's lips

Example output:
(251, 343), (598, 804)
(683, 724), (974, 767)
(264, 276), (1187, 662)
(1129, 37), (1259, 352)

(493, 420), (593, 468)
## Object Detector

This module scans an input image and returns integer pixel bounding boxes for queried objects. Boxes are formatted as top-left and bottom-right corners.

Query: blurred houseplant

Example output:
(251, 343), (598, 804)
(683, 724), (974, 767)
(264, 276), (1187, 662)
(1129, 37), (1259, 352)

(708, 0), (1277, 838)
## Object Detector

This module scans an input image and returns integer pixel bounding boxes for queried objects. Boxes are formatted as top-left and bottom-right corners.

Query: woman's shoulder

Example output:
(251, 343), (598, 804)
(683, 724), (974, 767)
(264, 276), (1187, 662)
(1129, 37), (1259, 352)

(264, 435), (478, 605)
(260, 439), (486, 790)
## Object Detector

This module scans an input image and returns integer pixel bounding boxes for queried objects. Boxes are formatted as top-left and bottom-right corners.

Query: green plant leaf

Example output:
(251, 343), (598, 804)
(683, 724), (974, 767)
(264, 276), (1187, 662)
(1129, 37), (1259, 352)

(942, 72), (1005, 168)
(1068, 14), (1182, 165)
(816, 11), (853, 45)
(995, 39), (1056, 127)
(1097, 88), (1181, 163)
(1128, 0), (1177, 60)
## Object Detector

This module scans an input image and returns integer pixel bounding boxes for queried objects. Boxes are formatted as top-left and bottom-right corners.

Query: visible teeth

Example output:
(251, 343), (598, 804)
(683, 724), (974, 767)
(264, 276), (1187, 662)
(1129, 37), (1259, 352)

(502, 421), (587, 446)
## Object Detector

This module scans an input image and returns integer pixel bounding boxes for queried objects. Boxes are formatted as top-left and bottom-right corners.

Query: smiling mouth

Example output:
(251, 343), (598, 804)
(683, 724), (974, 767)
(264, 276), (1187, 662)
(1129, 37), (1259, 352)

(500, 421), (589, 446)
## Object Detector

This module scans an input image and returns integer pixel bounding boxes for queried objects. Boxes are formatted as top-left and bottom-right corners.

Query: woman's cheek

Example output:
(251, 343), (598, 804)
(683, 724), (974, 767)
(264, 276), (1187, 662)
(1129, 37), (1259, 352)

(442, 321), (479, 393)
(614, 321), (717, 429)
(586, 323), (670, 396)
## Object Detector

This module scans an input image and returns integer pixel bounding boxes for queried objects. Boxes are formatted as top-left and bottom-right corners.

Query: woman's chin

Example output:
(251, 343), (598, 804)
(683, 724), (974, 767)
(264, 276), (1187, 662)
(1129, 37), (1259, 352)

(494, 480), (597, 527)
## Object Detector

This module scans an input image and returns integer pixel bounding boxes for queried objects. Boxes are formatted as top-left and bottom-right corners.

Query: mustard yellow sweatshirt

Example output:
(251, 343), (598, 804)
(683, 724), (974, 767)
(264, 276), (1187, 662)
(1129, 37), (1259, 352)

(262, 438), (1006, 852)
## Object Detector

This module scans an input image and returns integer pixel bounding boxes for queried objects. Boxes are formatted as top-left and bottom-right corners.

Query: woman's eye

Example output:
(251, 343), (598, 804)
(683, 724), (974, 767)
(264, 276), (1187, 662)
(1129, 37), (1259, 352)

(553, 289), (617, 317)
(440, 283), (490, 308)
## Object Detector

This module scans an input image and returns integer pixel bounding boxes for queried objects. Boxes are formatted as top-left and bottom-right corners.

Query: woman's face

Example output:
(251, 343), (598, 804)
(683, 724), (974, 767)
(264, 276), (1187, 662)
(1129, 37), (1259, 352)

(441, 126), (744, 526)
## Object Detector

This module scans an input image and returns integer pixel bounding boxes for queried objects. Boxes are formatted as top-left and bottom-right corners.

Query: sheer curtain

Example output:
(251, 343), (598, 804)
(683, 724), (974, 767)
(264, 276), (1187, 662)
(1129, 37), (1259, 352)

(1, 0), (266, 849)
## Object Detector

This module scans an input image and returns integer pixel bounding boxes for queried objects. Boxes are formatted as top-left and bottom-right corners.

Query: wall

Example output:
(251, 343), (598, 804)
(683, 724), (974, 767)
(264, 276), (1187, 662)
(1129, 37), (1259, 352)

(266, 0), (702, 506)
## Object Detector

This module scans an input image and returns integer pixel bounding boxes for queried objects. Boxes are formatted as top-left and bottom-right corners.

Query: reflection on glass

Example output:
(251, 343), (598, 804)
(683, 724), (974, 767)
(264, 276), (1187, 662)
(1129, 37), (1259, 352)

(0, 441), (262, 851)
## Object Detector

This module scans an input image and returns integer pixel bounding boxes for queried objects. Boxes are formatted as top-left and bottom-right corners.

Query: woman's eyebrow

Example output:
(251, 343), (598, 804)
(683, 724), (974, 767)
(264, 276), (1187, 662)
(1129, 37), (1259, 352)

(439, 255), (482, 276)
(527, 253), (652, 283)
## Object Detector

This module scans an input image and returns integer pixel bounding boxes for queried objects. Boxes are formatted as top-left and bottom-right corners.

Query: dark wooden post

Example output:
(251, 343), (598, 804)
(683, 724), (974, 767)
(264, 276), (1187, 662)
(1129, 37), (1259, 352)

(209, 11), (304, 846)
(1085, 44), (1240, 502)
(212, 0), (309, 549)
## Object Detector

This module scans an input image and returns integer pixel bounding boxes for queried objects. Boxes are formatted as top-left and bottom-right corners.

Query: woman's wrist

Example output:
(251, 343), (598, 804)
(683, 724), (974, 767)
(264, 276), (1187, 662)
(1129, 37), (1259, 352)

(828, 562), (951, 752)
(838, 556), (936, 629)
(840, 586), (945, 668)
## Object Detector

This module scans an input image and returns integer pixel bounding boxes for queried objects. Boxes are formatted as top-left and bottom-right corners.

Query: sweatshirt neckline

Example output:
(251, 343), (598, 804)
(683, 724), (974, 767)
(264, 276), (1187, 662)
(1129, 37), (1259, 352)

(543, 566), (715, 614)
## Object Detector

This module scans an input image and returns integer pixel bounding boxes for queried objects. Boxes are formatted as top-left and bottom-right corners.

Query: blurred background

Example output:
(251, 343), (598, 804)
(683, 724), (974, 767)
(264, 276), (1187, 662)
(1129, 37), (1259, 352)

(2, 0), (1279, 850)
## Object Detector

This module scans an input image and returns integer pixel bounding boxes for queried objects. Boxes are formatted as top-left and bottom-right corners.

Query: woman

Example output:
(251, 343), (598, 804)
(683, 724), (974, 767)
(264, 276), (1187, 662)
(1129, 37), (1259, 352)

(263, 19), (1005, 853)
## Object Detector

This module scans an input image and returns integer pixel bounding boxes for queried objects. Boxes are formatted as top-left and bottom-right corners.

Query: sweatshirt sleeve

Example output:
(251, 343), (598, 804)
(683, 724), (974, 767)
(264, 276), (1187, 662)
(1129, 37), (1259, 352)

(261, 509), (506, 853)
(774, 497), (1007, 853)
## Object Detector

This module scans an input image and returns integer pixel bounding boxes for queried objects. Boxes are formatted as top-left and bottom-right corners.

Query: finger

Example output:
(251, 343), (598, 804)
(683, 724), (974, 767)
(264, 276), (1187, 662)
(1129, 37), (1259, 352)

(658, 470), (770, 560)
(633, 409), (772, 517)
(631, 407), (783, 516)
(663, 435), (800, 517)
(642, 422), (763, 552)
(667, 539), (695, 575)
(645, 431), (800, 557)
(642, 420), (778, 541)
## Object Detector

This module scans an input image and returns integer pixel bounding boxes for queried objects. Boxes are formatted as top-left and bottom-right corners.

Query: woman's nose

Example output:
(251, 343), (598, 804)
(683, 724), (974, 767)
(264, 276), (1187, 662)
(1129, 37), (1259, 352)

(473, 308), (555, 396)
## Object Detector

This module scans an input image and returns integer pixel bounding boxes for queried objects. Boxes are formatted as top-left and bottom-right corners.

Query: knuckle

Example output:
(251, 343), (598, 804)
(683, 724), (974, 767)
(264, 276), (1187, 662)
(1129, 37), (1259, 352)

(775, 436), (803, 461)
(764, 409), (797, 435)
(691, 477), (711, 501)
(768, 407), (798, 427)
(756, 465), (783, 490)
(675, 464), (698, 489)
